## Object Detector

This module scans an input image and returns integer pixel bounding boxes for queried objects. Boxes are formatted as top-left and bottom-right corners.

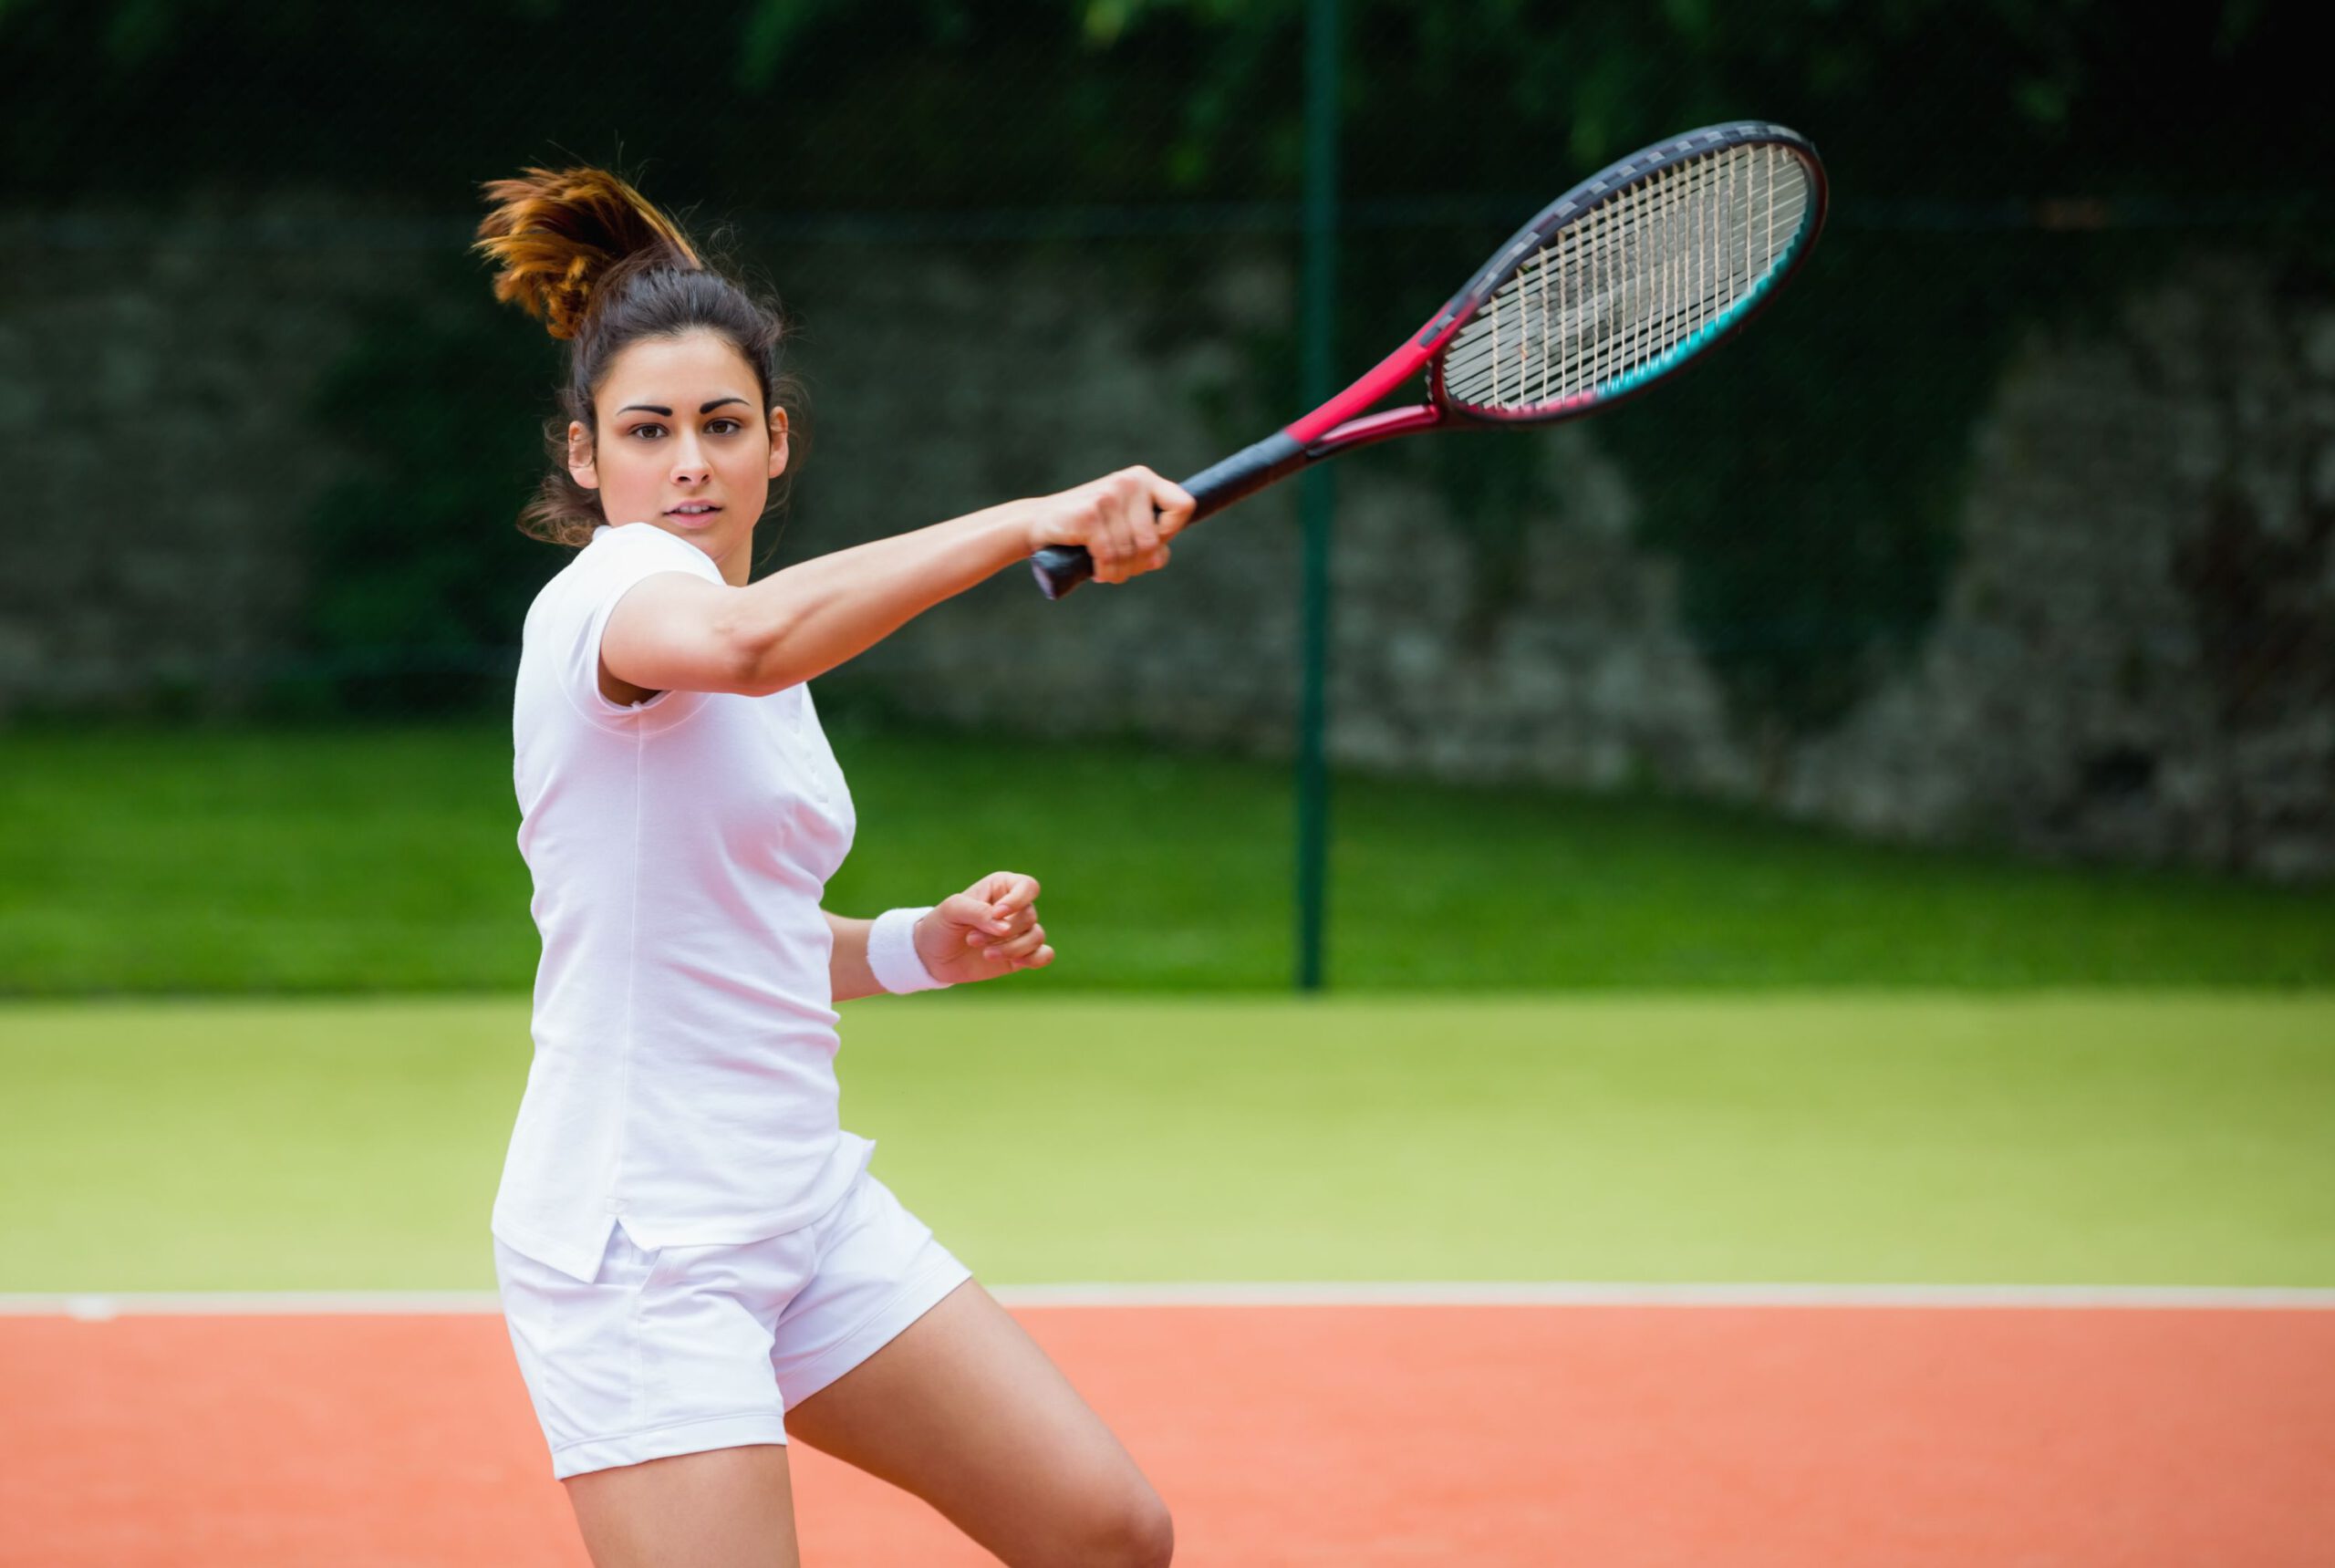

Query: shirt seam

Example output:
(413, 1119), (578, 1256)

(609, 721), (645, 1231)
(551, 596), (714, 740)
(552, 527), (726, 738)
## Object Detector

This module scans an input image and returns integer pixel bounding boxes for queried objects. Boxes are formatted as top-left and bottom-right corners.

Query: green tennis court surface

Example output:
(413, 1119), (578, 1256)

(5, 994), (2329, 1293)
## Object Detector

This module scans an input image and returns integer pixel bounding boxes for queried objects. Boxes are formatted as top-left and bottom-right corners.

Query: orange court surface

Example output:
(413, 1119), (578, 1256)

(5, 1299), (2331, 1565)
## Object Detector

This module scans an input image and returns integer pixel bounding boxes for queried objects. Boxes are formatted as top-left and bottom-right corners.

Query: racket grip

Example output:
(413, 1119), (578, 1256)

(1029, 544), (1096, 598)
(1029, 432), (1309, 600)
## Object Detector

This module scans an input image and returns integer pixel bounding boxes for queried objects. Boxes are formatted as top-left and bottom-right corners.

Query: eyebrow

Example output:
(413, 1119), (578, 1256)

(615, 397), (752, 416)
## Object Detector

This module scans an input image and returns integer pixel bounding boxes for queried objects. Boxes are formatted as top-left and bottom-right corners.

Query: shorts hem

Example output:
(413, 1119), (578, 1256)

(549, 1412), (790, 1481)
(779, 1251), (975, 1409)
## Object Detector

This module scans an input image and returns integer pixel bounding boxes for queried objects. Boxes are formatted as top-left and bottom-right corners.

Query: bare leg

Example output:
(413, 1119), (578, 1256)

(563, 1443), (800, 1568)
(785, 1280), (1172, 1568)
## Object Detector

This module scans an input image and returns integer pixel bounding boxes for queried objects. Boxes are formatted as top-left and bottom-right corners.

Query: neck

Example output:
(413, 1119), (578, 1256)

(714, 534), (752, 587)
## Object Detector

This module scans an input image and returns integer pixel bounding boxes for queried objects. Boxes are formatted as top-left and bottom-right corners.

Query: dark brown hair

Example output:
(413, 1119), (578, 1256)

(474, 167), (797, 547)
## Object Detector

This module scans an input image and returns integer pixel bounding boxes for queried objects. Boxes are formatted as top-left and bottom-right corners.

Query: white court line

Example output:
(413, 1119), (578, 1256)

(4, 1283), (2334, 1320)
(997, 1282), (2335, 1310)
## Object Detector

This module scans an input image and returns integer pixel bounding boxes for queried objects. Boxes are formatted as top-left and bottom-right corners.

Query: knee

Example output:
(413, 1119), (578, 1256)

(1120, 1490), (1175, 1568)
(1049, 1485), (1173, 1568)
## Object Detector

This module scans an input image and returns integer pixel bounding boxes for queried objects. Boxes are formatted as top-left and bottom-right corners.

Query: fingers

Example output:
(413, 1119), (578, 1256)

(961, 908), (1044, 969)
(980, 870), (1040, 914)
(1148, 470), (1196, 539)
(935, 890), (993, 931)
(960, 902), (1036, 944)
(1122, 476), (1162, 565)
(980, 919), (1048, 967)
(965, 913), (1036, 948)
(1113, 467), (1179, 578)
(952, 871), (1046, 971)
(1092, 472), (1141, 586)
(1057, 468), (1186, 585)
(950, 872), (1034, 930)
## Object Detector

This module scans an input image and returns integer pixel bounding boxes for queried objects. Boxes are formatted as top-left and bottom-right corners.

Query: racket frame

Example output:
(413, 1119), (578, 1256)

(1033, 119), (1827, 597)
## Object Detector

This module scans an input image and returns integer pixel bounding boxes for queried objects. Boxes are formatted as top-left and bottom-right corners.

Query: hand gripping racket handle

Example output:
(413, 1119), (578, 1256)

(1029, 431), (1310, 600)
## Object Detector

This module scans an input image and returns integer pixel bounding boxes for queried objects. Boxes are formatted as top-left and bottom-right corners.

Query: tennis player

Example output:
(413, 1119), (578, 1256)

(476, 167), (1188, 1568)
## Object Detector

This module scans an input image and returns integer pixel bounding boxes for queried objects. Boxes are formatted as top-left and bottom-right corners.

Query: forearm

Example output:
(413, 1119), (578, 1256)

(825, 909), (884, 1002)
(724, 505), (1033, 691)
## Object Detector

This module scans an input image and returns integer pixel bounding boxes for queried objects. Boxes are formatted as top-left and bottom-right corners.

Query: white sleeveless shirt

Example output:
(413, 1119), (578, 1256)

(493, 522), (873, 1282)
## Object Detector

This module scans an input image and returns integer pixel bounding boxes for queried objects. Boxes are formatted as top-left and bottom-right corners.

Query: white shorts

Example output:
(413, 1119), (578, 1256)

(493, 1167), (972, 1480)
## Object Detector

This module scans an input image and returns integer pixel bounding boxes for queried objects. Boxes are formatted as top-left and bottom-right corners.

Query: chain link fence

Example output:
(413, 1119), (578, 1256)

(2, 0), (2329, 875)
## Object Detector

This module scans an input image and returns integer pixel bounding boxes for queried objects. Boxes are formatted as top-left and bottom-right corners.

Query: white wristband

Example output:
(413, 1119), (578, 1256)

(867, 906), (951, 993)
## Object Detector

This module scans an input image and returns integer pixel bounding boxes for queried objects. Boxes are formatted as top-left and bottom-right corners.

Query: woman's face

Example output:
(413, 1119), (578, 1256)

(568, 329), (789, 585)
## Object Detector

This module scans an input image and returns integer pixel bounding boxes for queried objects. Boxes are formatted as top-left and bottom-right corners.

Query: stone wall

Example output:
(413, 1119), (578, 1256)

(0, 199), (427, 713)
(1783, 258), (2335, 878)
(3, 200), (2326, 878)
(811, 250), (2332, 879)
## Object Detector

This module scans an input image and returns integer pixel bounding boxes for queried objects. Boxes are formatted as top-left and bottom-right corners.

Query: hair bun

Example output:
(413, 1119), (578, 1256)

(474, 167), (702, 339)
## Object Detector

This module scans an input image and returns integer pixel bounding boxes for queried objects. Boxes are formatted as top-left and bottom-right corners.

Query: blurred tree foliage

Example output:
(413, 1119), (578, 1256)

(5, 0), (2322, 731)
(5, 0), (2316, 206)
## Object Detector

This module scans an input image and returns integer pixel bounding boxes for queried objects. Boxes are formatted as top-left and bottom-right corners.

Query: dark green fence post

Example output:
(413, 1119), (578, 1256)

(1294, 0), (1339, 992)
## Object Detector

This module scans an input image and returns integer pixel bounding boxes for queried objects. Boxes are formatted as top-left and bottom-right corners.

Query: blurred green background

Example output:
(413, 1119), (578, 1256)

(2, 1), (2330, 1293)
(3, 724), (2330, 994)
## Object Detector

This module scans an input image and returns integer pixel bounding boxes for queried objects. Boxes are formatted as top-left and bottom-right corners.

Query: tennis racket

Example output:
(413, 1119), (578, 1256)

(1030, 120), (1827, 599)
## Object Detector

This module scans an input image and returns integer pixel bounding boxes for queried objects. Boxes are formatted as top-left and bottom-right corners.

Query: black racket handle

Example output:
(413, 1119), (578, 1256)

(1030, 432), (1310, 600)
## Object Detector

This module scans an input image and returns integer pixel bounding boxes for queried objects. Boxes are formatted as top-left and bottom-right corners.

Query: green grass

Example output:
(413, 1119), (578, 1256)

(0, 724), (2330, 993)
(2, 995), (2330, 1291)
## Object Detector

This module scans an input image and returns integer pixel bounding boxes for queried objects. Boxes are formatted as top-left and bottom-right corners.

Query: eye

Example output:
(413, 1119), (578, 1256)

(628, 423), (667, 441)
(707, 418), (744, 435)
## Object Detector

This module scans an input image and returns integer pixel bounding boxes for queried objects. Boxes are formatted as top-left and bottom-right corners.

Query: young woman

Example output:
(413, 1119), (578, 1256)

(475, 167), (1190, 1568)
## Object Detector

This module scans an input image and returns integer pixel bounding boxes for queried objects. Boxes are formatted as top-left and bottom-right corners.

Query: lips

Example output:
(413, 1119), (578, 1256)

(667, 503), (722, 517)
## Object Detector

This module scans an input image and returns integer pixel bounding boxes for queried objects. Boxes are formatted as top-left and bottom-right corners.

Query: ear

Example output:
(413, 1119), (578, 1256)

(767, 407), (791, 480)
(566, 420), (599, 491)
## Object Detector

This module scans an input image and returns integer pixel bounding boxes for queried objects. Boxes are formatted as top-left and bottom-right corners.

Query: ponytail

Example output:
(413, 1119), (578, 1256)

(475, 167), (703, 340)
(476, 166), (796, 546)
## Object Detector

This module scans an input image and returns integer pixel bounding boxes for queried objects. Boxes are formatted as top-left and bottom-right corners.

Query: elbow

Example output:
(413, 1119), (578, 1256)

(711, 607), (795, 696)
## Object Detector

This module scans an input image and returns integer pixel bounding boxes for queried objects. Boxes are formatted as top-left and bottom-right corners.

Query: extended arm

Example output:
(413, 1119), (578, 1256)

(604, 471), (1191, 699)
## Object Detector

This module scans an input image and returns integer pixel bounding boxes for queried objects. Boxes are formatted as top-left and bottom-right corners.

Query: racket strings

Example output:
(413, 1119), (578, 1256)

(1456, 151), (1741, 407)
(1440, 141), (1811, 414)
(1562, 148), (1785, 399)
(1483, 154), (1738, 405)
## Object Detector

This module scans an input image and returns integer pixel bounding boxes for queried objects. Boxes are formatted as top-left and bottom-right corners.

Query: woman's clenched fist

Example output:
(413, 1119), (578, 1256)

(914, 871), (1053, 984)
(1020, 466), (1195, 586)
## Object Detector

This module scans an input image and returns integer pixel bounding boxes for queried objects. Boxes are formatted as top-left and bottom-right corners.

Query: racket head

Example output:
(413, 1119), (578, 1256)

(1423, 122), (1827, 426)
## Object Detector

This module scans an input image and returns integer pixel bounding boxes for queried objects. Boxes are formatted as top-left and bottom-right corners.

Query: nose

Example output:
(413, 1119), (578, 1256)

(669, 433), (711, 486)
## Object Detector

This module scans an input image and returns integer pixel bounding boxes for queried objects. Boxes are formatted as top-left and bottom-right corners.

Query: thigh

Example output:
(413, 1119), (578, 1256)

(564, 1444), (798, 1568)
(784, 1280), (1171, 1568)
